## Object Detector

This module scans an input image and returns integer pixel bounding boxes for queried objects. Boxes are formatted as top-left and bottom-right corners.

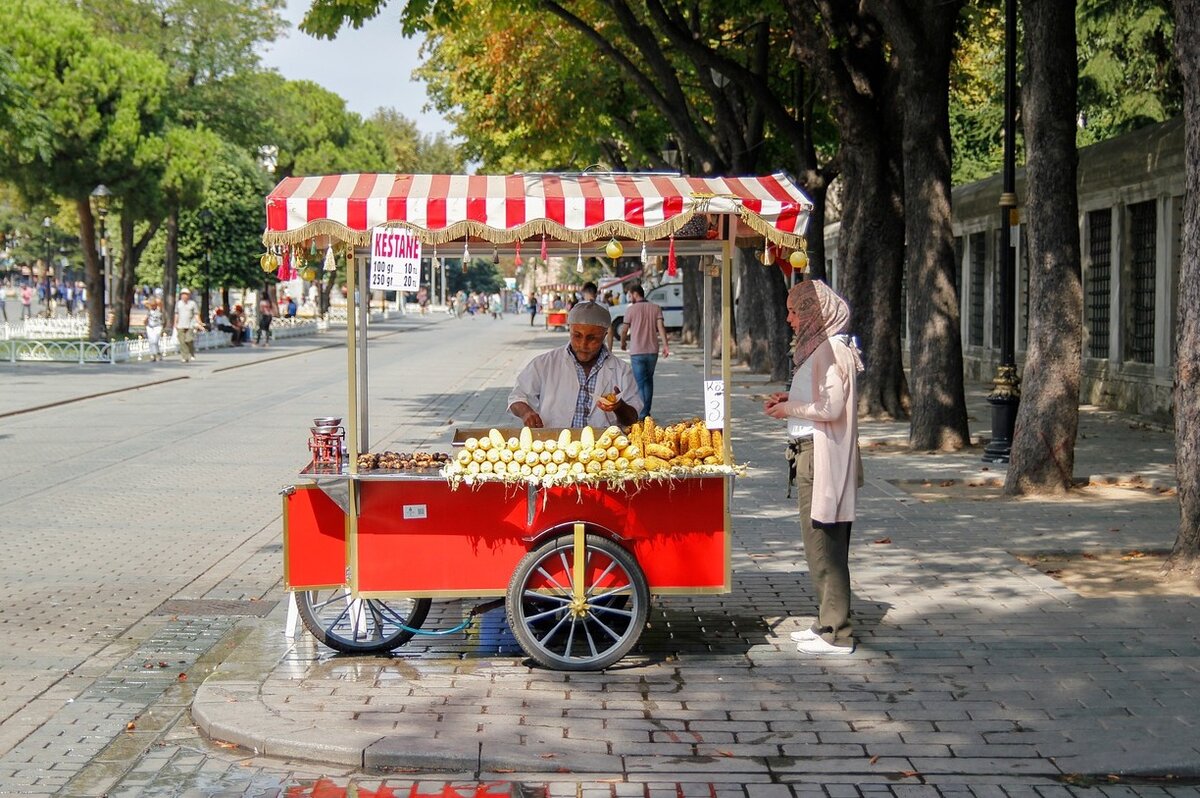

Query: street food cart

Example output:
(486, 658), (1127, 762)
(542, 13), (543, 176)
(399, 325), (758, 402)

(268, 172), (812, 670)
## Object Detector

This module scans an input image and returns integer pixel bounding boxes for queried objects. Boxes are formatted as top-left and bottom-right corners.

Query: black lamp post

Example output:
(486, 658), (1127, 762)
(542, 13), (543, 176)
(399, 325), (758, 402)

(42, 216), (52, 318)
(983, 0), (1021, 463)
(199, 209), (213, 324)
(91, 184), (111, 326)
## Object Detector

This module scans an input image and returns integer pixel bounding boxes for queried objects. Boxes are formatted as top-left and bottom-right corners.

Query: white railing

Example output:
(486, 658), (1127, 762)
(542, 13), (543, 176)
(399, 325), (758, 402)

(0, 307), (404, 363)
(0, 317), (90, 340)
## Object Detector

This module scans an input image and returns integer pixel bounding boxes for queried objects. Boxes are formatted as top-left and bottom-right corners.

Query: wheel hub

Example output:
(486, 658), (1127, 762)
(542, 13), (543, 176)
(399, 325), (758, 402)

(567, 596), (589, 617)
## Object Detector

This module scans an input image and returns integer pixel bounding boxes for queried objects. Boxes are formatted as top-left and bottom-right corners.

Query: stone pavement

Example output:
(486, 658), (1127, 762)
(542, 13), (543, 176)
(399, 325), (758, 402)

(183, 330), (1200, 789)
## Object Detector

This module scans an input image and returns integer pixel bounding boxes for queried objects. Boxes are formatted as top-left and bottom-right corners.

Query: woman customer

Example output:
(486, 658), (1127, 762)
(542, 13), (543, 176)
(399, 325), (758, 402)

(764, 279), (864, 655)
(144, 298), (164, 361)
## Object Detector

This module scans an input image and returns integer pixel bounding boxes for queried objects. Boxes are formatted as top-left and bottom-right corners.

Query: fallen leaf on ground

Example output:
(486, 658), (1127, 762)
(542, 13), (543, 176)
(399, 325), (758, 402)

(940, 480), (955, 487)
(869, 755), (880, 765)
(873, 537), (892, 545)
(899, 770), (921, 779)
(125, 722), (136, 731)
(1046, 569), (1063, 576)
(1082, 553), (1098, 560)
(1123, 550), (1146, 559)
(177, 673), (188, 681)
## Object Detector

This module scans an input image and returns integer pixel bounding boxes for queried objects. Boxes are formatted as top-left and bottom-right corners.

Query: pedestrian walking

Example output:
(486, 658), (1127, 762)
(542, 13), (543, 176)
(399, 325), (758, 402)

(619, 284), (670, 420)
(527, 295), (538, 326)
(174, 287), (203, 363)
(21, 284), (33, 319)
(255, 295), (274, 346)
(763, 279), (864, 656)
(144, 297), (164, 361)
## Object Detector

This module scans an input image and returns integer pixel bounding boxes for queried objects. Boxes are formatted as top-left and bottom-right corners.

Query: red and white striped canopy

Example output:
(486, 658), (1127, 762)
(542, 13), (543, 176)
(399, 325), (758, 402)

(263, 172), (812, 248)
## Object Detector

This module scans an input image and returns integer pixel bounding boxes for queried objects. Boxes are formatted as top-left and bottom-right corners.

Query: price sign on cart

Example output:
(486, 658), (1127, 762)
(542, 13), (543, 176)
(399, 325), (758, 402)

(369, 228), (423, 291)
(703, 379), (725, 430)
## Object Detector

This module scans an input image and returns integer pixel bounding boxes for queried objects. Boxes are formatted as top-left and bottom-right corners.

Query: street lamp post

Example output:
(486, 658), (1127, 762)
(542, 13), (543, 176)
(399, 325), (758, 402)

(983, 0), (1021, 463)
(91, 184), (111, 329)
(42, 216), (52, 318)
(199, 209), (213, 324)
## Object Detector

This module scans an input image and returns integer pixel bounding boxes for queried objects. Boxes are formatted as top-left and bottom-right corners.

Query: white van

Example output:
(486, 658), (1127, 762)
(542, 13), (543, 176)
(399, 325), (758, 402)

(609, 281), (684, 333)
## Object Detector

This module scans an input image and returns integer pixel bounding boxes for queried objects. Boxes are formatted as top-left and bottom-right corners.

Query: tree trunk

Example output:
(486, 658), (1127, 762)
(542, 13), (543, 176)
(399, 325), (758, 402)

(75, 198), (106, 342)
(163, 211), (179, 333)
(838, 128), (909, 420)
(1005, 0), (1083, 495)
(878, 1), (971, 450)
(735, 247), (790, 381)
(1168, 0), (1200, 574)
(112, 214), (134, 338)
(783, 0), (909, 420)
(680, 256), (702, 346)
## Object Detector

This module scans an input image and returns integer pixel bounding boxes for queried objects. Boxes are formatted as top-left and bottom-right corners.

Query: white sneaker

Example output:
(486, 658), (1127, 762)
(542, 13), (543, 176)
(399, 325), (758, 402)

(789, 627), (819, 643)
(796, 636), (855, 655)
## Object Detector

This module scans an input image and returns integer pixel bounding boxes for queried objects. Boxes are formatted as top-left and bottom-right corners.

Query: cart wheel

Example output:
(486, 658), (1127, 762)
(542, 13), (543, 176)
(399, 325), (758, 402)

(296, 589), (431, 654)
(506, 532), (649, 671)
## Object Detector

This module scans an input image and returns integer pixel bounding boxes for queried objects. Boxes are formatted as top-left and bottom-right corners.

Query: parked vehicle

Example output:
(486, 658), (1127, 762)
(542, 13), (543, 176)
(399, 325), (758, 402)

(609, 281), (683, 332)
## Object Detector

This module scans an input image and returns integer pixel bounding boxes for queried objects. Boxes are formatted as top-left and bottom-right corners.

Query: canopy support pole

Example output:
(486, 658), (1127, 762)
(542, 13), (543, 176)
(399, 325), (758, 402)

(357, 253), (370, 453)
(346, 245), (361, 594)
(702, 257), (714, 379)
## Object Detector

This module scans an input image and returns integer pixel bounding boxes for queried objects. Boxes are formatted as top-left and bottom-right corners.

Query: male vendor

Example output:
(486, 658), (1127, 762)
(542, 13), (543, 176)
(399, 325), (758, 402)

(508, 301), (642, 429)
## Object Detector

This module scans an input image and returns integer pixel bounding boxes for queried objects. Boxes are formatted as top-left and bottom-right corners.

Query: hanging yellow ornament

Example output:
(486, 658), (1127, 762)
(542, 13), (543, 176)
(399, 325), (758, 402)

(301, 266), (317, 282)
(605, 238), (624, 260)
(789, 250), (809, 271)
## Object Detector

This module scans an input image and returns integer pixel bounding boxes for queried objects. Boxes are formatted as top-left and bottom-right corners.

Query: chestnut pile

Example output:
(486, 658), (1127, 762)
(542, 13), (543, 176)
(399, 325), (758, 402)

(357, 451), (451, 470)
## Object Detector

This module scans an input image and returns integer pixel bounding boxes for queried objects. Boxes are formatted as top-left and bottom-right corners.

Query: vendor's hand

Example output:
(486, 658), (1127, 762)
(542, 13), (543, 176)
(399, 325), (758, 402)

(596, 394), (621, 413)
(522, 410), (544, 428)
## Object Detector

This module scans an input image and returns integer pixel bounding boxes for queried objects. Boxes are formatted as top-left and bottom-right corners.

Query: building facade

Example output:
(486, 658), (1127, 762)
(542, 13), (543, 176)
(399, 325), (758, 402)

(825, 117), (1184, 422)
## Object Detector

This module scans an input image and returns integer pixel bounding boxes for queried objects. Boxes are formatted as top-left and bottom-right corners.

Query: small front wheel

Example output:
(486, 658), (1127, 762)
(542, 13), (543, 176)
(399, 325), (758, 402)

(506, 532), (649, 670)
(296, 589), (431, 654)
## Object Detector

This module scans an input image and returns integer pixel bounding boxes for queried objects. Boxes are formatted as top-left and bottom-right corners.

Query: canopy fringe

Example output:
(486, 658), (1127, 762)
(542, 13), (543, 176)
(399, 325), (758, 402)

(263, 206), (809, 251)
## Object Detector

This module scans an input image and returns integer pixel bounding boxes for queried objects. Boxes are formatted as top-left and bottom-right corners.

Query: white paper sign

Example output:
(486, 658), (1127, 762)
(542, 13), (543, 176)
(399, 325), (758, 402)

(703, 379), (725, 430)
(369, 228), (422, 291)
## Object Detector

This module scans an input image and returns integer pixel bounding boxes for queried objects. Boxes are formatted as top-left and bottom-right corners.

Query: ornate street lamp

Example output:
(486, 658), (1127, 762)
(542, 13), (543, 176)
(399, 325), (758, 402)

(42, 216), (52, 318)
(983, 0), (1021, 463)
(91, 184), (111, 326)
(199, 209), (213, 324)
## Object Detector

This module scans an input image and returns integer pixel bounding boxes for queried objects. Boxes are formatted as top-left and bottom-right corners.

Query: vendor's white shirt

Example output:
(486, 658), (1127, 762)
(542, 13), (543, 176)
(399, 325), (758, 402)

(508, 345), (643, 429)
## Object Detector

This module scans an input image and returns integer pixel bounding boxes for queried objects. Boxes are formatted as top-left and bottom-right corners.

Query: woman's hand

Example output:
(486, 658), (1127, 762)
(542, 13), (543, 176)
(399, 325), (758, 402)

(764, 392), (791, 419)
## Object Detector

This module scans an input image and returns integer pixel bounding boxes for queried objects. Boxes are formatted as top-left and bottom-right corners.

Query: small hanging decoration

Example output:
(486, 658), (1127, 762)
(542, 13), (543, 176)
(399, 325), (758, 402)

(309, 239), (317, 257)
(432, 243), (439, 272)
(492, 246), (500, 266)
(514, 239), (522, 262)
(605, 238), (624, 261)
(323, 245), (337, 273)
(462, 241), (470, 273)
(640, 241), (648, 266)
(762, 242), (776, 266)
(576, 244), (584, 274)
(789, 250), (809, 272)
(540, 234), (548, 263)
(301, 265), (317, 282)
(667, 235), (678, 277)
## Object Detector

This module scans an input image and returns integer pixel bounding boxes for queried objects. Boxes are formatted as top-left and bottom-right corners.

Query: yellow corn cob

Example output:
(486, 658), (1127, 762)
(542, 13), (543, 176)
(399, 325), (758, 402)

(519, 427), (533, 450)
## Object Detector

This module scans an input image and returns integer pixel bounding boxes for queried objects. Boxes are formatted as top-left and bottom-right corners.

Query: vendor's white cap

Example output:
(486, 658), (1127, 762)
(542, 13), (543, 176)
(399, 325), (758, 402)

(567, 301), (610, 328)
(179, 287), (192, 295)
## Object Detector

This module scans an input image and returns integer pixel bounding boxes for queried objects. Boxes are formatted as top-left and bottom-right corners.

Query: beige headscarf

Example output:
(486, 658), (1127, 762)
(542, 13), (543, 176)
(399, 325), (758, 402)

(787, 279), (860, 370)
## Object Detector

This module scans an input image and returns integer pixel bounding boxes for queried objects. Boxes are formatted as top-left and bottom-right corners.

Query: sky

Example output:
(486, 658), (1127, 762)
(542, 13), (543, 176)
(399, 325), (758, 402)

(258, 1), (454, 138)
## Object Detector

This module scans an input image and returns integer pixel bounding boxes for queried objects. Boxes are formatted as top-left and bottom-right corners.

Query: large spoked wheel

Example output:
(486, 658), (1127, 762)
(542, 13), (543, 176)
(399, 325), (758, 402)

(296, 589), (432, 654)
(506, 532), (649, 671)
